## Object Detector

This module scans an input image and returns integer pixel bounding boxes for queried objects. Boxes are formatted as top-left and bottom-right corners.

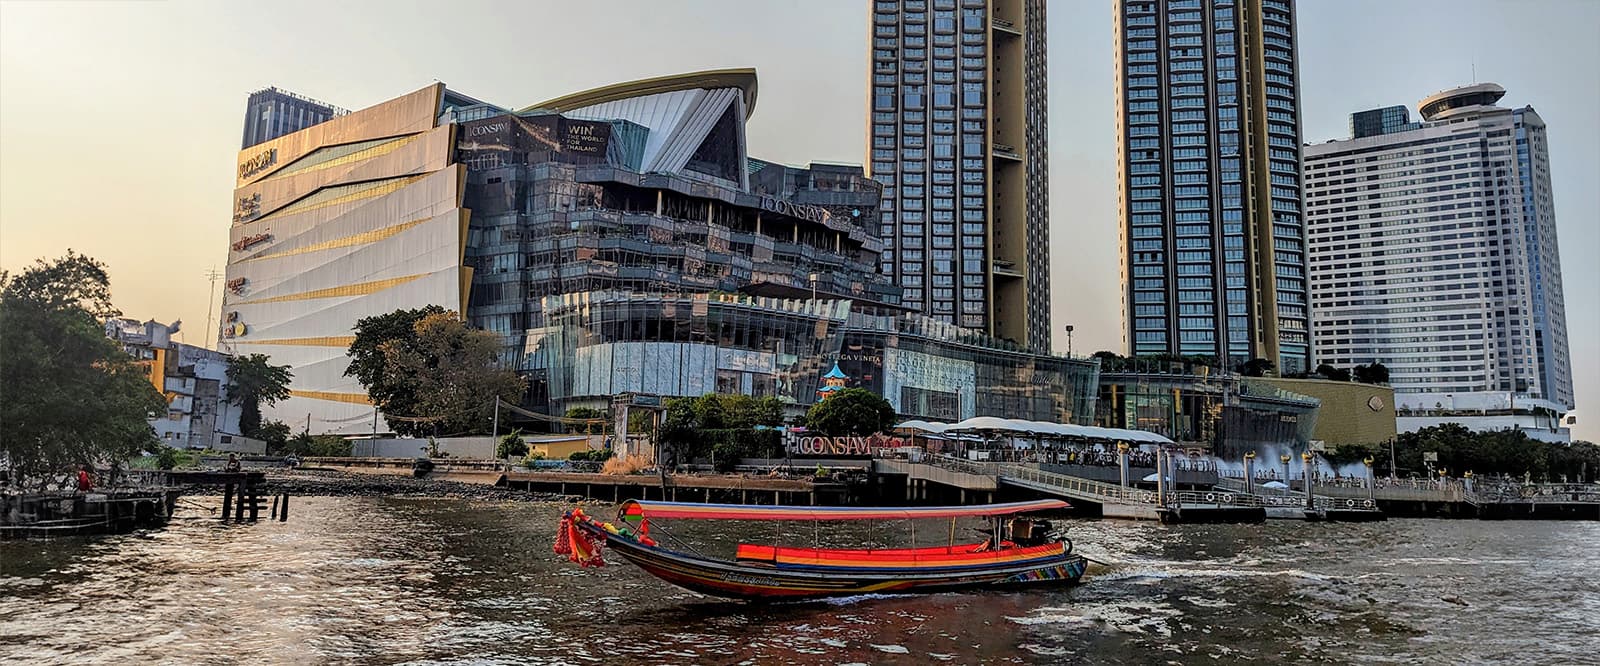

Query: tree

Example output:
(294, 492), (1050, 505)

(806, 388), (896, 436)
(1315, 363), (1351, 382)
(346, 305), (449, 432)
(351, 310), (526, 436)
(564, 407), (605, 434)
(226, 353), (292, 437)
(496, 429), (528, 459)
(0, 252), (165, 487)
(657, 393), (786, 470)
(254, 420), (291, 452)
(1239, 357), (1275, 377)
(1091, 350), (1128, 372)
(1353, 362), (1390, 385)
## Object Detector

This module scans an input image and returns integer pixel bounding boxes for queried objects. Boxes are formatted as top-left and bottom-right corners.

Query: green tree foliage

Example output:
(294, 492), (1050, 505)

(1342, 425), (1600, 481)
(0, 252), (165, 486)
(1315, 363), (1352, 382)
(1239, 357), (1275, 377)
(346, 305), (448, 432)
(497, 429), (529, 459)
(564, 407), (606, 434)
(226, 353), (292, 436)
(254, 421), (291, 452)
(282, 433), (351, 457)
(1091, 351), (1220, 375)
(659, 394), (786, 470)
(805, 388), (896, 437)
(348, 310), (526, 436)
(1352, 362), (1390, 385)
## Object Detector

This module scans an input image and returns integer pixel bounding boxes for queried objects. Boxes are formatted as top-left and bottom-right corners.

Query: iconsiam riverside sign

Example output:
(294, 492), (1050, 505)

(786, 433), (908, 457)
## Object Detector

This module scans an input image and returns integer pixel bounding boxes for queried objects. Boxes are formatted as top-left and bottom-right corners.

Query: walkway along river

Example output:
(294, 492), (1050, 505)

(2, 495), (1597, 664)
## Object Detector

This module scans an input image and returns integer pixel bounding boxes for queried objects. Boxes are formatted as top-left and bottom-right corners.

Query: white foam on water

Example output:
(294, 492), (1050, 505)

(928, 653), (956, 661)
(1179, 595), (1235, 609)
(820, 638), (847, 648)
(1019, 643), (1071, 657)
(1091, 564), (1341, 584)
(870, 644), (910, 654)
(821, 593), (905, 606)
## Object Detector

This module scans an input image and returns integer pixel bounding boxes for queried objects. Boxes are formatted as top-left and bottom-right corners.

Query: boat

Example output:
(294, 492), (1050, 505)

(555, 499), (1088, 601)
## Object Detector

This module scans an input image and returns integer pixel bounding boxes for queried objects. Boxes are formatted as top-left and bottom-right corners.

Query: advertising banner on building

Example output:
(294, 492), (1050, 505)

(458, 115), (611, 162)
(559, 118), (611, 154)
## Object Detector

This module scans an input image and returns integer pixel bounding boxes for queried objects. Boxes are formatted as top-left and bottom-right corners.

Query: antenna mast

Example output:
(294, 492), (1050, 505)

(204, 267), (223, 350)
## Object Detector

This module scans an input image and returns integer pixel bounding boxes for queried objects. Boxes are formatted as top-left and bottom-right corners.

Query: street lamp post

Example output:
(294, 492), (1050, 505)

(1064, 324), (1075, 357)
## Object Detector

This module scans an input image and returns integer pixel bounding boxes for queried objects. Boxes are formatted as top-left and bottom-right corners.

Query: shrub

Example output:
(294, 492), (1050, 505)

(601, 454), (652, 476)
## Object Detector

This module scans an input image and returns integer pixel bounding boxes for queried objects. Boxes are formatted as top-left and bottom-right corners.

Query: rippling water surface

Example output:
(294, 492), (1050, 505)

(3, 496), (1597, 664)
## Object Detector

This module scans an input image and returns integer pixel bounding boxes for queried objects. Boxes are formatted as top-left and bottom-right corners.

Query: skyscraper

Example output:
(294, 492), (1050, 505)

(1304, 83), (1575, 409)
(240, 87), (345, 149)
(1114, 0), (1309, 374)
(868, 0), (1052, 351)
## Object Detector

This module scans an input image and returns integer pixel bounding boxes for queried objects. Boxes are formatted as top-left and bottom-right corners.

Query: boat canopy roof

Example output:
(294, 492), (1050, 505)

(621, 499), (1068, 521)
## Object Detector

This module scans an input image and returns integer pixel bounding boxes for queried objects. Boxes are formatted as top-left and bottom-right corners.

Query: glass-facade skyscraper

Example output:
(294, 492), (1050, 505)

(869, 0), (1053, 352)
(1114, 0), (1309, 374)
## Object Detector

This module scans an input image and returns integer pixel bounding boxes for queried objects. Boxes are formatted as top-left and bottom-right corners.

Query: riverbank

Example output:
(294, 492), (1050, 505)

(208, 468), (583, 504)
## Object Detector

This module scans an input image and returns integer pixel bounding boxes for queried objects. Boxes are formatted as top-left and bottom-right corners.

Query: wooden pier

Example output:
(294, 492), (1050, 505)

(162, 470), (291, 522)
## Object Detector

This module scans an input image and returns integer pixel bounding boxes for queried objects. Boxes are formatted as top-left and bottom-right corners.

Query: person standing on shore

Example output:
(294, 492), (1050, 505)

(76, 464), (93, 493)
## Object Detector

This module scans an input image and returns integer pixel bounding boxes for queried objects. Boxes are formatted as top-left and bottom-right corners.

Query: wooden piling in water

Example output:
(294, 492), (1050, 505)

(278, 493), (289, 522)
(270, 493), (280, 520)
(248, 486), (260, 522)
(234, 485), (246, 522)
(221, 483), (234, 522)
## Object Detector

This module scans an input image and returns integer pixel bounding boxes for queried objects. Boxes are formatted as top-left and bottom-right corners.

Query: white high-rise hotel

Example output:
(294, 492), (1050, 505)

(1304, 84), (1574, 424)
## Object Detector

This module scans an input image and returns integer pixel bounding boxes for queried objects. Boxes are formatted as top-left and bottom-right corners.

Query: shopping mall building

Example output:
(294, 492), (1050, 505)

(223, 70), (1097, 433)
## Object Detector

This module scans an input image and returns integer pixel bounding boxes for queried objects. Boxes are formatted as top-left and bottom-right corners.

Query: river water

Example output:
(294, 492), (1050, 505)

(2, 496), (1596, 665)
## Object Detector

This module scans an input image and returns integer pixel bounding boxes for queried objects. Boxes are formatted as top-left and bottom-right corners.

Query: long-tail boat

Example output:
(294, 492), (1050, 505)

(555, 499), (1088, 601)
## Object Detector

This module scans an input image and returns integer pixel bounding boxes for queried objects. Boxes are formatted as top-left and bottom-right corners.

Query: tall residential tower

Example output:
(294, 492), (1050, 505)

(869, 0), (1053, 351)
(240, 87), (345, 149)
(1305, 84), (1575, 410)
(1114, 0), (1309, 373)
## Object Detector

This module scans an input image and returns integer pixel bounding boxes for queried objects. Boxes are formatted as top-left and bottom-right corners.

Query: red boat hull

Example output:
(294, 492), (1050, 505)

(577, 520), (1088, 601)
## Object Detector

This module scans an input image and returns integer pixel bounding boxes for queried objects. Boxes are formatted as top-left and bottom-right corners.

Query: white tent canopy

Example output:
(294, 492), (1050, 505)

(893, 417), (1174, 445)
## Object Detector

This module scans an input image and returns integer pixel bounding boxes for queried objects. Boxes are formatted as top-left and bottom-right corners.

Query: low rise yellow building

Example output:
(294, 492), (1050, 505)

(527, 435), (599, 460)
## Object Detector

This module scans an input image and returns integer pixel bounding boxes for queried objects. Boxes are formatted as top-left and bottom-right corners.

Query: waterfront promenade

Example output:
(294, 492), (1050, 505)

(296, 454), (1600, 522)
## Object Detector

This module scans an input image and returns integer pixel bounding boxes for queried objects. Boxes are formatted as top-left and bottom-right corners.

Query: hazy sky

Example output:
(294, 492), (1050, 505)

(2, 0), (1595, 440)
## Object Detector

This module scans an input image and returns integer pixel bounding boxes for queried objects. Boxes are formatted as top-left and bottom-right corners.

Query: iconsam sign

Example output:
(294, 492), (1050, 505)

(786, 433), (907, 457)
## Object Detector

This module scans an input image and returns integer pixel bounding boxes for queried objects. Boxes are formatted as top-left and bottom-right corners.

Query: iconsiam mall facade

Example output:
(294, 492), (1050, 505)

(222, 70), (1097, 434)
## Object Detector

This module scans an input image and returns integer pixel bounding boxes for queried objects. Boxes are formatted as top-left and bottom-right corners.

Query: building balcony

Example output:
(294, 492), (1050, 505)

(992, 15), (1020, 36)
(992, 143), (1022, 161)
(992, 259), (1023, 278)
